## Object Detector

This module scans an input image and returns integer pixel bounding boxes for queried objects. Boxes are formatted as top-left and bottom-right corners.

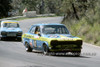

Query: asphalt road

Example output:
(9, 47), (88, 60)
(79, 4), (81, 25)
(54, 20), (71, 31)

(0, 17), (100, 67)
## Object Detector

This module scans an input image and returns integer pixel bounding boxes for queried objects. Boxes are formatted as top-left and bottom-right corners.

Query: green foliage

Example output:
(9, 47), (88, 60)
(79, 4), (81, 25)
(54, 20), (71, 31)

(21, 0), (39, 11)
(10, 0), (63, 15)
(44, 0), (62, 15)
(62, 0), (100, 46)
(61, 0), (89, 20)
(0, 0), (12, 18)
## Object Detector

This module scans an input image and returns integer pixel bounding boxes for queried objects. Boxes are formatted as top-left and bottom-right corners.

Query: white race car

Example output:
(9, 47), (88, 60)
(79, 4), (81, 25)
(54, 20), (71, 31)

(0, 20), (23, 40)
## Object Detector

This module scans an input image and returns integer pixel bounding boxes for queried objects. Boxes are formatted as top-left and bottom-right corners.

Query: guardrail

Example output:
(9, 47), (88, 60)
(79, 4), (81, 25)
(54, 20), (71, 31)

(0, 14), (56, 21)
(37, 14), (56, 17)
(0, 16), (24, 21)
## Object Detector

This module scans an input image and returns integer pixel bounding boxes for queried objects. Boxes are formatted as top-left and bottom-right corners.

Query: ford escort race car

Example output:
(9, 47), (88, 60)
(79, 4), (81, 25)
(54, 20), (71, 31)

(22, 23), (82, 56)
(0, 20), (23, 40)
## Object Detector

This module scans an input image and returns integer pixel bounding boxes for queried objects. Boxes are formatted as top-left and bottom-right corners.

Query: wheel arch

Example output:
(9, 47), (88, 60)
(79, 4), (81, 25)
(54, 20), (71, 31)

(24, 39), (30, 46)
(42, 41), (49, 47)
(42, 41), (49, 50)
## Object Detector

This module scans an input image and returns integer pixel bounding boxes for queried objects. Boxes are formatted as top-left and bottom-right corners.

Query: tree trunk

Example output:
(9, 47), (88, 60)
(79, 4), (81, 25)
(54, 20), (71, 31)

(72, 3), (79, 20)
(39, 0), (44, 14)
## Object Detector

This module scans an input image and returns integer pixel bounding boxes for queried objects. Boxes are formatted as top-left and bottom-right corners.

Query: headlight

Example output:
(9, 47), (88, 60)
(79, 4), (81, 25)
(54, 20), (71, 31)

(1, 31), (7, 35)
(18, 31), (22, 35)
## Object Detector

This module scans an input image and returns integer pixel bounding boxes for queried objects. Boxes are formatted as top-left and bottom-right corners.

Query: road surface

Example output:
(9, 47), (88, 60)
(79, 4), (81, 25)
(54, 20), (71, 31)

(0, 17), (100, 67)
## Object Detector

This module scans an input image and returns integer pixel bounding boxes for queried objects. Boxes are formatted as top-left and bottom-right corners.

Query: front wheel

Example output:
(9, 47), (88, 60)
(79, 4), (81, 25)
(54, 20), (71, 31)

(1, 37), (6, 41)
(43, 44), (49, 55)
(25, 42), (32, 52)
(17, 38), (22, 41)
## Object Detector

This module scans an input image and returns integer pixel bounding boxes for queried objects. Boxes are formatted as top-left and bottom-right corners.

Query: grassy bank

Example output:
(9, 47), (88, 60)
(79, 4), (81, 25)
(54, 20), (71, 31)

(62, 17), (100, 46)
(61, 0), (100, 46)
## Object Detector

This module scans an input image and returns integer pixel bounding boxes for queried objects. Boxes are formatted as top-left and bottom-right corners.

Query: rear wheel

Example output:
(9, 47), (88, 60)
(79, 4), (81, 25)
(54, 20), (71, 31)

(43, 44), (49, 55)
(25, 42), (32, 52)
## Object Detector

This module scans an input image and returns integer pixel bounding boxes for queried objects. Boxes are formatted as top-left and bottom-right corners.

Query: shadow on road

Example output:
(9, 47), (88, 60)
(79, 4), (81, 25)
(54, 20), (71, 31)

(31, 51), (90, 58)
(52, 55), (90, 58)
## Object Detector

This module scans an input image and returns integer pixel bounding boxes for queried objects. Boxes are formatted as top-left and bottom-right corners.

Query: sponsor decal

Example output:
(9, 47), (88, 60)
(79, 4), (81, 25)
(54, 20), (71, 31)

(60, 38), (74, 40)
(59, 35), (74, 40)
(29, 39), (33, 47)
(24, 34), (33, 39)
(48, 35), (58, 38)
(34, 36), (39, 38)
(34, 40), (37, 47)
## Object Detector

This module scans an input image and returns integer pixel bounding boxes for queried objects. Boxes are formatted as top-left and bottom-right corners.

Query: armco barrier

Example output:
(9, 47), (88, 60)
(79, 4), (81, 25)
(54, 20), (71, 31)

(0, 16), (24, 21)
(0, 14), (56, 21)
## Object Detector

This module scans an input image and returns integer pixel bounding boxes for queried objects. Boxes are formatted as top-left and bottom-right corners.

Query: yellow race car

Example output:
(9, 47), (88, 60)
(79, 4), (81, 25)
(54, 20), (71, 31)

(22, 23), (82, 56)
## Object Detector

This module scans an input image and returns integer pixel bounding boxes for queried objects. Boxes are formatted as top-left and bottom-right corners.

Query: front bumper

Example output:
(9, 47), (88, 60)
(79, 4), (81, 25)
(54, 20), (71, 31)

(0, 32), (22, 38)
(0, 35), (22, 38)
(49, 48), (81, 52)
(49, 40), (82, 52)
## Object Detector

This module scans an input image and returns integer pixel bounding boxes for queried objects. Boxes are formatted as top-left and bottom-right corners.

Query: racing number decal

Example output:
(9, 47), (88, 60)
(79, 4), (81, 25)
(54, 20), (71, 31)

(29, 39), (37, 48)
(34, 40), (37, 47)
(29, 39), (33, 48)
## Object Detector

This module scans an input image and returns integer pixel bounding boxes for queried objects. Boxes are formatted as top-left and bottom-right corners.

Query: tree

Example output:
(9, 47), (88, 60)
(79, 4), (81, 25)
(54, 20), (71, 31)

(61, 0), (90, 20)
(11, 0), (63, 15)
(21, 0), (38, 11)
(11, 0), (23, 16)
(0, 0), (12, 18)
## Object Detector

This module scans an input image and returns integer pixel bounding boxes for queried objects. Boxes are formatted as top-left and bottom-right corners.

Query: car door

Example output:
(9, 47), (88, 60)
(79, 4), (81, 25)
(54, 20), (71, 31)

(28, 26), (37, 49)
(29, 26), (43, 50)
(33, 26), (43, 51)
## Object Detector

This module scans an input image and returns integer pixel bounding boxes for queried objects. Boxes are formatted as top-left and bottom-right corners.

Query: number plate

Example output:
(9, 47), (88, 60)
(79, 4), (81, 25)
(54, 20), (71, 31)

(7, 33), (16, 36)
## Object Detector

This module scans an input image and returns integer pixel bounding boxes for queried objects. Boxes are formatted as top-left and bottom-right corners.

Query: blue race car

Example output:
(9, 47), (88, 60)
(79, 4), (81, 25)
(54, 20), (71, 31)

(0, 20), (23, 40)
(22, 23), (82, 56)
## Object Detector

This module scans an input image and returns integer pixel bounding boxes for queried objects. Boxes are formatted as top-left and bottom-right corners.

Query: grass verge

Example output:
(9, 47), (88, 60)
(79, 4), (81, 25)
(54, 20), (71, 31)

(62, 17), (100, 46)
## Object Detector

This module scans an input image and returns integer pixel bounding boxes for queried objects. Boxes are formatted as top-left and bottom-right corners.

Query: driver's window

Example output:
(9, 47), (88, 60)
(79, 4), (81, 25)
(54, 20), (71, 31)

(34, 26), (40, 34)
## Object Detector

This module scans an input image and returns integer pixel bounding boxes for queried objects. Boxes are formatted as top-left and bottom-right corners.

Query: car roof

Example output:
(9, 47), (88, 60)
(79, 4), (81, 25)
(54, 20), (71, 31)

(33, 23), (64, 26)
(1, 20), (18, 23)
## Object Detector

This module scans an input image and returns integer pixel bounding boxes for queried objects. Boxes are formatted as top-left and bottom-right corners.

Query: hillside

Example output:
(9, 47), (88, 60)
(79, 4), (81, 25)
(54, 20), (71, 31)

(62, 0), (100, 46)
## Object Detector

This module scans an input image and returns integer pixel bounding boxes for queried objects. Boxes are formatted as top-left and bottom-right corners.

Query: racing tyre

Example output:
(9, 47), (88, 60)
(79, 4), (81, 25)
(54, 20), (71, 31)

(43, 44), (49, 55)
(25, 42), (32, 52)
(17, 38), (22, 41)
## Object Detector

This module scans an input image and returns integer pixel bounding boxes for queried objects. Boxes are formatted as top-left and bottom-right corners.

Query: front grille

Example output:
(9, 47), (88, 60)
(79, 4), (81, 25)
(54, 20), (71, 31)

(7, 32), (17, 37)
(51, 40), (82, 49)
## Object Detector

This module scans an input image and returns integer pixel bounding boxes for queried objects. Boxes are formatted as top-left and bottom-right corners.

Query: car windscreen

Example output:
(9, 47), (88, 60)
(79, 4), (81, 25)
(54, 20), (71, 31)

(42, 25), (69, 34)
(3, 23), (19, 28)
